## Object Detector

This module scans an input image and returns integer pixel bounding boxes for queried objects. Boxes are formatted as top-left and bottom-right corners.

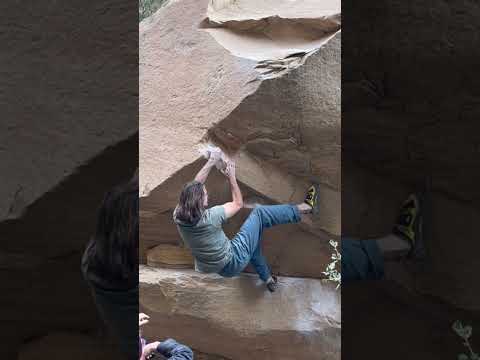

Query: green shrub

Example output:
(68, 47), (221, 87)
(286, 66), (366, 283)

(323, 240), (341, 289)
(139, 0), (168, 22)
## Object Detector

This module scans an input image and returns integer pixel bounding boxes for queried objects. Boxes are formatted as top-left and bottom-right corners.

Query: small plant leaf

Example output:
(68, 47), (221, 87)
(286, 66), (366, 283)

(464, 326), (472, 339)
(458, 354), (469, 360)
(453, 321), (464, 336)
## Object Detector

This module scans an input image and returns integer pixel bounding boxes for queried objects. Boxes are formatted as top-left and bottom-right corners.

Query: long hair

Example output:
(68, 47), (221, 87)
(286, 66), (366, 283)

(175, 180), (205, 225)
(87, 175), (139, 283)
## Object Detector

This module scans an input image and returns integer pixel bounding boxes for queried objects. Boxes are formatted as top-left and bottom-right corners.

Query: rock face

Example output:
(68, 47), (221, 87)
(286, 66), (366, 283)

(0, 136), (138, 359)
(342, 0), (480, 312)
(140, 266), (341, 360)
(1, 1), (137, 221)
(140, 0), (340, 194)
(147, 244), (194, 268)
(139, 0), (341, 278)
(3, 2), (135, 359)
(203, 0), (340, 61)
(343, 0), (480, 204)
(342, 281), (480, 360)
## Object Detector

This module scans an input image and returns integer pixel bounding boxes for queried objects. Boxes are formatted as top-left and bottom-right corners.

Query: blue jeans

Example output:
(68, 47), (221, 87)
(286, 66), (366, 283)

(342, 237), (385, 282)
(219, 205), (301, 281)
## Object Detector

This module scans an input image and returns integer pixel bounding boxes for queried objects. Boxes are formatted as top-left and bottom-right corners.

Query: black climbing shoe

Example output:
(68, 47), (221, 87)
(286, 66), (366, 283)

(266, 275), (278, 292)
(304, 184), (320, 214)
(392, 193), (424, 258)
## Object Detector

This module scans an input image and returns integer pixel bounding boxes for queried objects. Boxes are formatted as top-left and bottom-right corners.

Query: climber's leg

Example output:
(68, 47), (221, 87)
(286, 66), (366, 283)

(341, 237), (385, 282)
(219, 185), (317, 290)
(342, 193), (424, 282)
(219, 205), (300, 281)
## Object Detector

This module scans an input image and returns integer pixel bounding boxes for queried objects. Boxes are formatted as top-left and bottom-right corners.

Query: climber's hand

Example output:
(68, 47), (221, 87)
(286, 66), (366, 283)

(208, 148), (222, 164)
(142, 341), (160, 359)
(139, 313), (150, 328)
(222, 160), (236, 180)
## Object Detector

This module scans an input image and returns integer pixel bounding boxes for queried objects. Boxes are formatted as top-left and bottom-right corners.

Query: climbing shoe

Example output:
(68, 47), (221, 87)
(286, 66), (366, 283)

(266, 275), (278, 292)
(392, 193), (422, 257)
(304, 184), (320, 214)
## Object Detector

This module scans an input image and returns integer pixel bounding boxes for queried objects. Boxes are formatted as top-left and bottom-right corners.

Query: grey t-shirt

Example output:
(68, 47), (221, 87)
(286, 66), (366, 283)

(173, 205), (232, 273)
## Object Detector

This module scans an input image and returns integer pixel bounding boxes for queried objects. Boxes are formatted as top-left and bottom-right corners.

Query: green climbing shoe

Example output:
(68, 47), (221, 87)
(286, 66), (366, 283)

(393, 194), (421, 255)
(305, 184), (320, 214)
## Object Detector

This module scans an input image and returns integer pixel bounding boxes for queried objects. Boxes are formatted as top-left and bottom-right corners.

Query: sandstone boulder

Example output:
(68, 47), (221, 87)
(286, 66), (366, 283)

(140, 0), (341, 277)
(203, 0), (340, 62)
(140, 0), (340, 193)
(343, 0), (480, 205)
(147, 244), (194, 269)
(342, 0), (480, 312)
(1, 1), (137, 221)
(140, 266), (340, 360)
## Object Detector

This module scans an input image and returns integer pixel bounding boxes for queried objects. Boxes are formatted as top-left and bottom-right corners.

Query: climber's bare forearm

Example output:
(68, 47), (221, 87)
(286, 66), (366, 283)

(224, 178), (243, 219)
(194, 159), (216, 184)
(229, 177), (243, 207)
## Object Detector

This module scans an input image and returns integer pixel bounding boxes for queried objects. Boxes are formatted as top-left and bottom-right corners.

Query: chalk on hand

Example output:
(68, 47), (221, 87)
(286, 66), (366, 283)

(198, 144), (227, 172)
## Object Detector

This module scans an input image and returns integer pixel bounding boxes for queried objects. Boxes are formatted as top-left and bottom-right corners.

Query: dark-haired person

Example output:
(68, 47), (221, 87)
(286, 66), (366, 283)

(81, 173), (139, 359)
(82, 172), (193, 360)
(173, 154), (319, 292)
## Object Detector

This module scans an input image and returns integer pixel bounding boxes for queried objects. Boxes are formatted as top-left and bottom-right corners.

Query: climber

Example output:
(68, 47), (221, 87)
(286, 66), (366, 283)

(173, 151), (320, 292)
(342, 192), (425, 282)
(139, 313), (193, 360)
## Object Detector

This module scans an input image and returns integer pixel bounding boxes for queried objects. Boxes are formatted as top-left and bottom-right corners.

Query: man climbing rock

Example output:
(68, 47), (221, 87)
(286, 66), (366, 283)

(173, 149), (319, 292)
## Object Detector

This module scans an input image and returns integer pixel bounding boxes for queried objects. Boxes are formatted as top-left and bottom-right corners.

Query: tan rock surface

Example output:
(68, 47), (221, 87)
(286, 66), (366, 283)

(207, 0), (341, 24)
(1, 2), (136, 221)
(140, 0), (341, 196)
(204, 0), (341, 61)
(140, 266), (340, 360)
(139, 0), (259, 198)
(147, 244), (194, 268)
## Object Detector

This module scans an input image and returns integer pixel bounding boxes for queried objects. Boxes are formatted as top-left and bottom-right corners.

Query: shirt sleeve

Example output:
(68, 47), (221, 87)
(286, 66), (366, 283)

(157, 339), (194, 360)
(207, 205), (227, 227)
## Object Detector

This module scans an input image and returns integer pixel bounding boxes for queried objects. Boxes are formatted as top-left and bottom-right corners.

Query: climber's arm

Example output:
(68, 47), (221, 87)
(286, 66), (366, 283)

(223, 161), (243, 219)
(194, 158), (217, 184)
